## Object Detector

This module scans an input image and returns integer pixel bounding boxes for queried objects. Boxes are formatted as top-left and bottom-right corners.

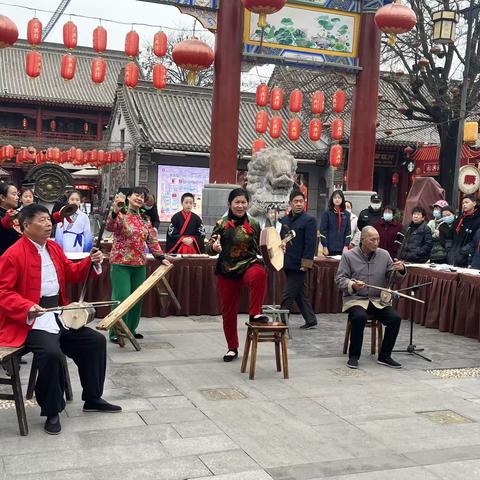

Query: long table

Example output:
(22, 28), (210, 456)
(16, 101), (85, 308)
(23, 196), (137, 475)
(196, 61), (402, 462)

(67, 257), (480, 342)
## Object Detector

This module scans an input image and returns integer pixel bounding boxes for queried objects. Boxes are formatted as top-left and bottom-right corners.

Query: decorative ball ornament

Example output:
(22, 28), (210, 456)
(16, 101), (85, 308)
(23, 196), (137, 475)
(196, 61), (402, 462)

(309, 118), (322, 141)
(270, 87), (284, 111)
(252, 138), (266, 154)
(288, 117), (301, 142)
(125, 30), (140, 58)
(331, 118), (344, 141)
(329, 144), (343, 168)
(153, 31), (167, 57)
(63, 21), (78, 50)
(256, 83), (269, 107)
(374, 0), (417, 46)
(289, 89), (303, 114)
(61, 54), (77, 81)
(153, 63), (167, 90)
(269, 115), (283, 139)
(0, 15), (19, 49)
(93, 25), (107, 53)
(172, 37), (214, 85)
(255, 110), (268, 134)
(26, 50), (42, 78)
(124, 62), (140, 88)
(27, 18), (42, 47)
(332, 89), (346, 113)
(241, 0), (287, 29)
(91, 57), (107, 84)
(392, 172), (400, 186)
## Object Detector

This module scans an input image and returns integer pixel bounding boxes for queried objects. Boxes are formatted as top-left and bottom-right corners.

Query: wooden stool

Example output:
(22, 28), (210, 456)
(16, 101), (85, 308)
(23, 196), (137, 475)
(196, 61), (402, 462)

(262, 305), (291, 338)
(26, 354), (73, 402)
(343, 314), (383, 355)
(241, 322), (289, 380)
(0, 346), (28, 436)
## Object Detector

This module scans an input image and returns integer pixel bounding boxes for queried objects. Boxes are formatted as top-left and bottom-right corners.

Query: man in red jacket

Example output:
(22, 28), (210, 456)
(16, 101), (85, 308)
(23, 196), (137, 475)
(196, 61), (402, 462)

(0, 204), (121, 435)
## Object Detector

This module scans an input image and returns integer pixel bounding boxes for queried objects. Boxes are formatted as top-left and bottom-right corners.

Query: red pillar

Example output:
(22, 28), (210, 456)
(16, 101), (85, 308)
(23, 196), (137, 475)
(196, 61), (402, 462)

(346, 13), (381, 190)
(209, 0), (243, 184)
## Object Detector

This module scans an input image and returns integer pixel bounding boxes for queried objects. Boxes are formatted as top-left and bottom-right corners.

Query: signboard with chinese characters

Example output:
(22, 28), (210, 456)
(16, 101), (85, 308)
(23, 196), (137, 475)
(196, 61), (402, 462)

(374, 152), (398, 167)
(242, 0), (361, 70)
(416, 162), (439, 177)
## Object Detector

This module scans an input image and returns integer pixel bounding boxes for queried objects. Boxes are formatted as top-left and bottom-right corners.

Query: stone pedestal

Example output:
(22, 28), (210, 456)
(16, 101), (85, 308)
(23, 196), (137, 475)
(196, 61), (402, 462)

(202, 183), (240, 233)
(344, 190), (376, 216)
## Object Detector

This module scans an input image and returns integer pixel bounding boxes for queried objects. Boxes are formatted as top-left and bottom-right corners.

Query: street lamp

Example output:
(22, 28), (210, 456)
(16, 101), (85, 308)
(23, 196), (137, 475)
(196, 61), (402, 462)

(432, 10), (459, 44)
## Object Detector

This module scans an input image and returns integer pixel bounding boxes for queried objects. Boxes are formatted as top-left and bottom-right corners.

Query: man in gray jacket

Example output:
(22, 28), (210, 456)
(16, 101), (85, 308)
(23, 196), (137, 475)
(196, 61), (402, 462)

(335, 226), (406, 369)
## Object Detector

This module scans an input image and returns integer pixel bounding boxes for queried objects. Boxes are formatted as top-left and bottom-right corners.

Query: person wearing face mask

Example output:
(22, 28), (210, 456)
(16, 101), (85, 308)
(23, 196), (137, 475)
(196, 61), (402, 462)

(398, 206), (433, 263)
(319, 190), (351, 256)
(357, 194), (383, 231)
(449, 195), (480, 267)
(427, 200), (449, 263)
(142, 193), (160, 230)
(345, 201), (360, 247)
(438, 206), (455, 263)
(372, 205), (402, 258)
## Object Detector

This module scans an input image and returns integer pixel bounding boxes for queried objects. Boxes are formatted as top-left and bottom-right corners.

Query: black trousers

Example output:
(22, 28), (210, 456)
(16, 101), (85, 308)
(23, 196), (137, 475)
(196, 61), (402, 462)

(25, 325), (106, 417)
(347, 302), (401, 360)
(281, 269), (317, 325)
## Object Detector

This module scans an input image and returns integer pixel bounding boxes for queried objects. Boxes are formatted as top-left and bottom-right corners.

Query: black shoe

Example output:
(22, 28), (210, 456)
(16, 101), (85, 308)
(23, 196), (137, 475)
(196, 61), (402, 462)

(223, 349), (238, 362)
(377, 356), (402, 369)
(44, 415), (61, 435)
(83, 398), (122, 413)
(110, 336), (118, 344)
(347, 357), (359, 369)
(249, 315), (269, 324)
(299, 322), (317, 330)
(134, 333), (144, 339)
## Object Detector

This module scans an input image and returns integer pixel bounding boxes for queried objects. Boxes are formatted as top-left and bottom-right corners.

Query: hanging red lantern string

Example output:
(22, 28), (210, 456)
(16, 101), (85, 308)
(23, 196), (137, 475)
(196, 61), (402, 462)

(124, 61), (139, 88)
(26, 50), (42, 78)
(27, 18), (42, 47)
(241, 0), (287, 29)
(329, 144), (343, 168)
(152, 63), (167, 91)
(332, 89), (346, 113)
(153, 31), (167, 58)
(289, 89), (303, 114)
(392, 172), (400, 186)
(331, 118), (344, 141)
(269, 115), (283, 139)
(125, 30), (139, 58)
(63, 21), (78, 50)
(255, 110), (268, 135)
(60, 150), (69, 164)
(0, 15), (19, 49)
(309, 118), (322, 142)
(97, 149), (106, 167)
(47, 147), (61, 162)
(91, 57), (107, 84)
(288, 117), (301, 142)
(311, 91), (325, 115)
(61, 53), (77, 81)
(270, 87), (284, 111)
(93, 25), (107, 54)
(256, 83), (269, 108)
(252, 138), (266, 154)
(172, 37), (214, 86)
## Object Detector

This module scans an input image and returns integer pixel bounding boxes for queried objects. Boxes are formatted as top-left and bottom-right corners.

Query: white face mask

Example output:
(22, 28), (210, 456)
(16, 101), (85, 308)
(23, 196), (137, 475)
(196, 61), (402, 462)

(370, 203), (381, 211)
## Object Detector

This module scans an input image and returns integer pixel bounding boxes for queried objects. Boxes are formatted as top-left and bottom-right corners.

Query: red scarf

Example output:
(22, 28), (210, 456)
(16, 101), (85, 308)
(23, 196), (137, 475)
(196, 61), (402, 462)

(455, 209), (475, 235)
(334, 207), (342, 232)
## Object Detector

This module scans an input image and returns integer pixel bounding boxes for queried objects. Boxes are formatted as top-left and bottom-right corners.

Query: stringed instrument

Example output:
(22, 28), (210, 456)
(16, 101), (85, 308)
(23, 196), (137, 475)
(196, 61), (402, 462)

(260, 227), (296, 271)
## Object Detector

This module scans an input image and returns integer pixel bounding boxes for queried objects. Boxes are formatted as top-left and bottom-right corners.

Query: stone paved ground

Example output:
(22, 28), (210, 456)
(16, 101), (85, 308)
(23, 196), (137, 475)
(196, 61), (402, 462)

(2, 313), (480, 479)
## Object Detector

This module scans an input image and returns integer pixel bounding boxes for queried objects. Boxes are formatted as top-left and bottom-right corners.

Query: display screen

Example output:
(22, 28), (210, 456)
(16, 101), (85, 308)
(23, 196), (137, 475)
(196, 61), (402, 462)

(157, 165), (210, 221)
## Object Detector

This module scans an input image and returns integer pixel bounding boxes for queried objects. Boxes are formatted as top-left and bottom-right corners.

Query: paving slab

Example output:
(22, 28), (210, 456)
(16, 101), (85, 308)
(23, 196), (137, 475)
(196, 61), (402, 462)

(199, 449), (260, 475)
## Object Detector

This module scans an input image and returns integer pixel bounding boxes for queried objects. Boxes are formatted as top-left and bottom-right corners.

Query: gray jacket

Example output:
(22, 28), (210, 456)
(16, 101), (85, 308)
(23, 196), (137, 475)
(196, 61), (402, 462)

(335, 246), (406, 312)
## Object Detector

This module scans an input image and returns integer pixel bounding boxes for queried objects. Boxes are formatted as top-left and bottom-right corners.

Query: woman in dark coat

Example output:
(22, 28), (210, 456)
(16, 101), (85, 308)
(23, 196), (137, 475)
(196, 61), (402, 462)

(320, 190), (351, 256)
(372, 205), (403, 258)
(0, 182), (21, 256)
(399, 206), (433, 263)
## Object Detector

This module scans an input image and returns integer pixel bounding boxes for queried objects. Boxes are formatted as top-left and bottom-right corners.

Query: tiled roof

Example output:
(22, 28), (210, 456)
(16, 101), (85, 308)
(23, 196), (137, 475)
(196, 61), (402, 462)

(0, 40), (126, 109)
(112, 81), (329, 160)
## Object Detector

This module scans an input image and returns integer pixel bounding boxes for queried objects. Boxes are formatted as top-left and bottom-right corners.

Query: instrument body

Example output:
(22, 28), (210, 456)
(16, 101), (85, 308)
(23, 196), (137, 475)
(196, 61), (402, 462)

(260, 227), (296, 271)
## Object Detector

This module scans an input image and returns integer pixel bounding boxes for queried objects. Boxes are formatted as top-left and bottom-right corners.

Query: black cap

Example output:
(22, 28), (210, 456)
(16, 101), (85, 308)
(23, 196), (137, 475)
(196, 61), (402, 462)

(370, 194), (382, 203)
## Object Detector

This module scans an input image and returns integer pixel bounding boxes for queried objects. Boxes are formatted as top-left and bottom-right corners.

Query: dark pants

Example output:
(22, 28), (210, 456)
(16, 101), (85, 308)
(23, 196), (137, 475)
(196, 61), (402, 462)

(25, 325), (106, 417)
(347, 302), (401, 360)
(281, 269), (317, 325)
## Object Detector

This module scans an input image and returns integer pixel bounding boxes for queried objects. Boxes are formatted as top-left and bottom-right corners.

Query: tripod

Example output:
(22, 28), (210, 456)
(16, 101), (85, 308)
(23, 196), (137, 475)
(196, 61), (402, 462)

(392, 283), (432, 362)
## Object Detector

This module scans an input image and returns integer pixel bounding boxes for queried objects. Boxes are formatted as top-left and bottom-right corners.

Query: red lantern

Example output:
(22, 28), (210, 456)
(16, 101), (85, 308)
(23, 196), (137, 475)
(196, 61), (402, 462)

(63, 21), (78, 49)
(68, 146), (77, 162)
(374, 1), (417, 46)
(256, 83), (269, 107)
(27, 18), (42, 47)
(270, 87), (284, 111)
(154, 31), (167, 57)
(0, 15), (18, 49)
(16, 149), (28, 165)
(60, 150), (69, 164)
(47, 147), (61, 162)
(255, 110), (268, 134)
(311, 91), (325, 115)
(117, 150), (125, 163)
(91, 57), (107, 84)
(36, 150), (47, 165)
(289, 89), (303, 114)
(21, 117), (28, 130)
(309, 118), (322, 141)
(49, 120), (56, 132)
(153, 63), (167, 90)
(288, 117), (301, 142)
(61, 54), (77, 81)
(93, 25), (107, 53)
(331, 118), (344, 141)
(333, 89), (346, 113)
(105, 151), (112, 164)
(252, 138), (266, 154)
(75, 148), (84, 165)
(124, 62), (139, 88)
(90, 149), (98, 165)
(269, 115), (283, 139)
(26, 50), (42, 78)
(392, 172), (400, 186)
(172, 38), (214, 85)
(3, 145), (14, 159)
(404, 146), (414, 157)
(330, 144), (343, 168)
(97, 149), (105, 166)
(241, 0), (287, 29)
(125, 30), (139, 58)
(83, 122), (89, 135)
(85, 150), (92, 164)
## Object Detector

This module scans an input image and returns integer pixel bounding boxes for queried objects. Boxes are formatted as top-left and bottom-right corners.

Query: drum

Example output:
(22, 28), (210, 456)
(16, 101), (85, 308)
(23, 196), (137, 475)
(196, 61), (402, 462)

(62, 302), (96, 330)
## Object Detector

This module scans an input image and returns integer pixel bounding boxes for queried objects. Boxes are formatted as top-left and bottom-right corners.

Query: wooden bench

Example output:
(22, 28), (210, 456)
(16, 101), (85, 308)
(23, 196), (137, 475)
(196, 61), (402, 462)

(343, 314), (383, 356)
(0, 346), (28, 436)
